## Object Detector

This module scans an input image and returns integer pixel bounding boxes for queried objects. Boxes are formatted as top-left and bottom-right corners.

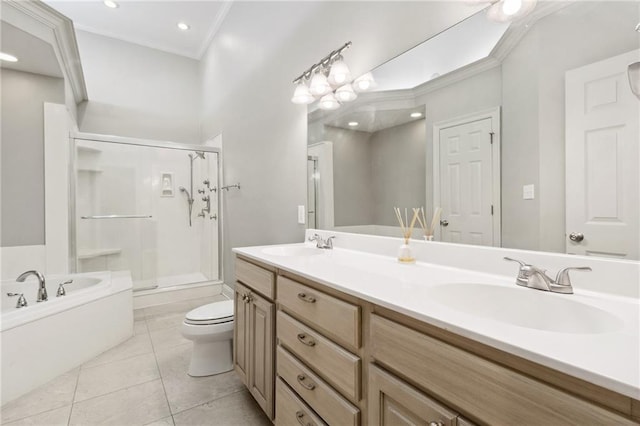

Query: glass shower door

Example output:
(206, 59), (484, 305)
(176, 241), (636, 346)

(74, 139), (220, 291)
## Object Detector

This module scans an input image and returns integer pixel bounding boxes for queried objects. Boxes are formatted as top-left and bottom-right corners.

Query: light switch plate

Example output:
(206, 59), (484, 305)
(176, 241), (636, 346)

(523, 184), (535, 200)
(297, 205), (305, 224)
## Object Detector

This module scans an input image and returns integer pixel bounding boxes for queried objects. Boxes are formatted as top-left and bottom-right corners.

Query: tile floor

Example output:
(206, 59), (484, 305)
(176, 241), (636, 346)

(1, 295), (271, 426)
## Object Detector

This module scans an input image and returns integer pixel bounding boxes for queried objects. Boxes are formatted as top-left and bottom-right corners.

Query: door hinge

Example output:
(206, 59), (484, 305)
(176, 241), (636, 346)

(489, 132), (494, 145)
(491, 205), (494, 215)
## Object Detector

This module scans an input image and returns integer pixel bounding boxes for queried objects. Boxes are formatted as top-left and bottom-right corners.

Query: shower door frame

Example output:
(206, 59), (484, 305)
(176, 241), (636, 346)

(69, 132), (224, 287)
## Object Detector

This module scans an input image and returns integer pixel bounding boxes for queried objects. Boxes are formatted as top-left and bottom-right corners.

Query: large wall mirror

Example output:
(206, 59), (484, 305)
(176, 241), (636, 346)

(308, 1), (640, 260)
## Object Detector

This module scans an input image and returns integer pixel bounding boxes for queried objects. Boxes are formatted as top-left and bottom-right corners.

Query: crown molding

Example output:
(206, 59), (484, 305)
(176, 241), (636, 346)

(2, 0), (88, 103)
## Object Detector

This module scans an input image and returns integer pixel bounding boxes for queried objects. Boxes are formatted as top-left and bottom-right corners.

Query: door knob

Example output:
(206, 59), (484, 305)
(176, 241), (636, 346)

(440, 219), (449, 227)
(569, 232), (584, 242)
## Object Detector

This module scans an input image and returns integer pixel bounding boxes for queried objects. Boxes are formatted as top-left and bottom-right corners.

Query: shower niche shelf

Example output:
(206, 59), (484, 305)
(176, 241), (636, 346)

(78, 248), (122, 260)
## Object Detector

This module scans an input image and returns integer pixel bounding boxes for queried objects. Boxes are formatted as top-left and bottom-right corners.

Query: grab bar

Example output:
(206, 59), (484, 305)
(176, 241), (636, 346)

(81, 215), (153, 219)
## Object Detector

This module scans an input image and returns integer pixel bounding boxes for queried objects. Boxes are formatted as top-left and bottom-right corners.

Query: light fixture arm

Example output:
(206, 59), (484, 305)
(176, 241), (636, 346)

(293, 41), (352, 83)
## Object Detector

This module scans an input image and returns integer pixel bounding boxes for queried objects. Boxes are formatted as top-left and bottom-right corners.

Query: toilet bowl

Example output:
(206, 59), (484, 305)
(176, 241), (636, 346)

(181, 300), (234, 377)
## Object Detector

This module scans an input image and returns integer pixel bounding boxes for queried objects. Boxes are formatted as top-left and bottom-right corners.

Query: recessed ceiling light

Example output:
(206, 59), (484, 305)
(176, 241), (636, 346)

(103, 0), (119, 9)
(410, 112), (422, 118)
(0, 52), (18, 62)
(177, 22), (190, 31)
(348, 121), (359, 127)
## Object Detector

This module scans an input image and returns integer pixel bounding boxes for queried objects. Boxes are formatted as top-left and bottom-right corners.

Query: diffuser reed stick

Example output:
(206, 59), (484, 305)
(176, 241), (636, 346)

(414, 206), (442, 240)
(393, 207), (419, 244)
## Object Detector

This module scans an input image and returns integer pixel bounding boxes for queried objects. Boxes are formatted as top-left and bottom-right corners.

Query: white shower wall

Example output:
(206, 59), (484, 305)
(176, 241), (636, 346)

(75, 139), (219, 289)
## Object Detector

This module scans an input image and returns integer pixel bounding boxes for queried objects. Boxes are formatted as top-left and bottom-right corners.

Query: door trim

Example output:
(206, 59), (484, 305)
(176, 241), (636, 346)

(432, 107), (501, 246)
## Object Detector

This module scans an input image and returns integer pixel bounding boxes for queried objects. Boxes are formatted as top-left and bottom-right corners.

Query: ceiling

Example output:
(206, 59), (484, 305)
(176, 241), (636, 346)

(41, 0), (232, 59)
(325, 106), (426, 133)
(0, 22), (63, 78)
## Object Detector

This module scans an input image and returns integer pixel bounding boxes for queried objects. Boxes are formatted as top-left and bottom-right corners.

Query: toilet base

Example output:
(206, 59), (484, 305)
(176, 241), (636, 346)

(187, 339), (233, 377)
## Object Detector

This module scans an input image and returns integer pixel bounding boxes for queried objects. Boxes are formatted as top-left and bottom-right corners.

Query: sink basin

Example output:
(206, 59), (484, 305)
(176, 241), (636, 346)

(261, 246), (324, 257)
(426, 283), (623, 334)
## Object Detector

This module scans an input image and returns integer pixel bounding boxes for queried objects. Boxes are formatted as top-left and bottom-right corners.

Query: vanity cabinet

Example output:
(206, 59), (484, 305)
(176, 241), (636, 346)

(370, 314), (637, 425)
(233, 253), (639, 425)
(234, 257), (276, 420)
(275, 275), (362, 426)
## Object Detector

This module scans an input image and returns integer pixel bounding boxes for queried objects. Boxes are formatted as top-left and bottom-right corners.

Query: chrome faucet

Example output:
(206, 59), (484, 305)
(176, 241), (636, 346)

(308, 234), (336, 249)
(504, 258), (591, 294)
(17, 270), (47, 302)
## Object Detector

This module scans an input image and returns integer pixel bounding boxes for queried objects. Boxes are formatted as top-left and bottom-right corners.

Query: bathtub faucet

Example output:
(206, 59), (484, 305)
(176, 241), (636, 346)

(17, 270), (47, 302)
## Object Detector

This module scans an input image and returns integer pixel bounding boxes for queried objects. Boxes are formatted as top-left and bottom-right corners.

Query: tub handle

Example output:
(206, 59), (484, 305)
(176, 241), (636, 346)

(7, 292), (28, 308)
(56, 280), (73, 297)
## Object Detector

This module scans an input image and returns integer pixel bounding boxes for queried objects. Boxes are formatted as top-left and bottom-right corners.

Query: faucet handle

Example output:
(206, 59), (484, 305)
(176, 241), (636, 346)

(503, 257), (527, 267)
(56, 280), (73, 297)
(7, 293), (28, 308)
(325, 236), (336, 249)
(555, 267), (592, 286)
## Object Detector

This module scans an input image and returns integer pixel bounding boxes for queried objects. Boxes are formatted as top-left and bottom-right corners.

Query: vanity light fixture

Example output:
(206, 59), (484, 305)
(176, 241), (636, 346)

(177, 22), (190, 31)
(0, 52), (18, 62)
(410, 112), (423, 118)
(353, 72), (376, 92)
(485, 0), (537, 23)
(103, 0), (119, 9)
(292, 41), (372, 110)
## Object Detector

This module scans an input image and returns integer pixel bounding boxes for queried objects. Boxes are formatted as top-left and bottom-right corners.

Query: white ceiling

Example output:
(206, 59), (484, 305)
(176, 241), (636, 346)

(42, 0), (232, 59)
(0, 22), (63, 78)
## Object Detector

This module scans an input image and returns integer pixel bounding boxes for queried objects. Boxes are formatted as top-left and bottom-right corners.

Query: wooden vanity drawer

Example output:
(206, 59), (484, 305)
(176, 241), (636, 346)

(278, 276), (360, 350)
(276, 377), (327, 426)
(277, 311), (360, 401)
(370, 314), (636, 425)
(277, 346), (360, 426)
(235, 257), (275, 300)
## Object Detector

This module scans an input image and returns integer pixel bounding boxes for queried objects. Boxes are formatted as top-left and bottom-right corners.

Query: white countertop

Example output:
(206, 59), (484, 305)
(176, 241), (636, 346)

(233, 242), (640, 400)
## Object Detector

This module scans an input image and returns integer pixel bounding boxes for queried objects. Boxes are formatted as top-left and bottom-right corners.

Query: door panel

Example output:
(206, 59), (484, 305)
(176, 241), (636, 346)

(439, 117), (494, 246)
(566, 50), (639, 259)
(233, 282), (250, 386)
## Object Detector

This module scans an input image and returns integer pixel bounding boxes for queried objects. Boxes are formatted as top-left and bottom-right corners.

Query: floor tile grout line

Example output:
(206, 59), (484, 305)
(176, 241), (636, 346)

(71, 377), (160, 407)
(66, 368), (81, 426)
(80, 333), (154, 371)
(149, 321), (175, 422)
(169, 388), (247, 418)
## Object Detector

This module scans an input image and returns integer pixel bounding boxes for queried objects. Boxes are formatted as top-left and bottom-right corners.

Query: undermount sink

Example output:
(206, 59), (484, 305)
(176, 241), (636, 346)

(427, 283), (623, 334)
(261, 246), (324, 257)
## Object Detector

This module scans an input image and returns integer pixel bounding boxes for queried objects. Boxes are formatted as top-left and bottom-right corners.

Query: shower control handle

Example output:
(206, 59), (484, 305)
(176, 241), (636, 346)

(202, 196), (210, 202)
(210, 214), (217, 220)
(197, 189), (205, 194)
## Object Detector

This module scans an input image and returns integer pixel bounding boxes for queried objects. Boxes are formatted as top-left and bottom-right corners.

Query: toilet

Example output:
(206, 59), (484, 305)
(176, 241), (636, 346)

(181, 300), (234, 377)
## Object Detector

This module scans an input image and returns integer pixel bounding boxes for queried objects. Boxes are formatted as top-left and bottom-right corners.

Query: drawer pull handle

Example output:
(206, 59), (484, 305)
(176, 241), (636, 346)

(296, 374), (316, 390)
(296, 411), (316, 426)
(297, 292), (316, 303)
(428, 422), (444, 426)
(296, 333), (316, 347)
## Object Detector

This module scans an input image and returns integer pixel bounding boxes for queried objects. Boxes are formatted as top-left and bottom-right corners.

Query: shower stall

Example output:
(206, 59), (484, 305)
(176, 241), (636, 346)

(71, 135), (222, 292)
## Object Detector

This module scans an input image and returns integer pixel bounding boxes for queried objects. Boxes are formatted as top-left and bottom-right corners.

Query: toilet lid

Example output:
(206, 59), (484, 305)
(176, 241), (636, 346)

(185, 300), (234, 324)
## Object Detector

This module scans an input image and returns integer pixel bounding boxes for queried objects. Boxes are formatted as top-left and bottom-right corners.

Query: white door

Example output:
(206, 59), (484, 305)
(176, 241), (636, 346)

(566, 50), (639, 259)
(437, 117), (495, 246)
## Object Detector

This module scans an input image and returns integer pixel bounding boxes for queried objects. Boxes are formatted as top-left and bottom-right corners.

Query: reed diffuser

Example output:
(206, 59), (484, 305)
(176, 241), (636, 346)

(414, 207), (442, 241)
(393, 207), (419, 264)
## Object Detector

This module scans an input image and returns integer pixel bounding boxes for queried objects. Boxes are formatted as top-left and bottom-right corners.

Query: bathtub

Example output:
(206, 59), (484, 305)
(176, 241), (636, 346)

(1, 271), (133, 405)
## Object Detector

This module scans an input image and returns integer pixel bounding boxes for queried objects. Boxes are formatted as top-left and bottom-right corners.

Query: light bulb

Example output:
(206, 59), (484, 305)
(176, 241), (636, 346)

(502, 0), (522, 16)
(318, 93), (340, 110)
(328, 57), (351, 86)
(353, 72), (376, 92)
(103, 0), (119, 8)
(309, 72), (331, 97)
(291, 82), (315, 105)
(348, 122), (359, 127)
(0, 52), (18, 62)
(177, 22), (190, 31)
(410, 112), (423, 118)
(335, 84), (357, 102)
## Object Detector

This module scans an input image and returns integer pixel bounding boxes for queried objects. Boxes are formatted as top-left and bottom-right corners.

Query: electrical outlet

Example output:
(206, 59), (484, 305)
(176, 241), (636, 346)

(297, 205), (306, 224)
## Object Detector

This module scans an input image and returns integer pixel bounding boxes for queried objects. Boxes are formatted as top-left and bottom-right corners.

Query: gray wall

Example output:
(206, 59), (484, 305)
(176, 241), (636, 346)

(371, 120), (426, 226)
(76, 31), (201, 144)
(1, 69), (65, 246)
(199, 1), (483, 283)
(501, 0), (639, 252)
(417, 66), (502, 221)
(324, 126), (374, 226)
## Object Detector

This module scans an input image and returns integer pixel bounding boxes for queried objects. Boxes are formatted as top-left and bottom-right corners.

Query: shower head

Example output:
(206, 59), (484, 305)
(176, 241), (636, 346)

(179, 186), (187, 192)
